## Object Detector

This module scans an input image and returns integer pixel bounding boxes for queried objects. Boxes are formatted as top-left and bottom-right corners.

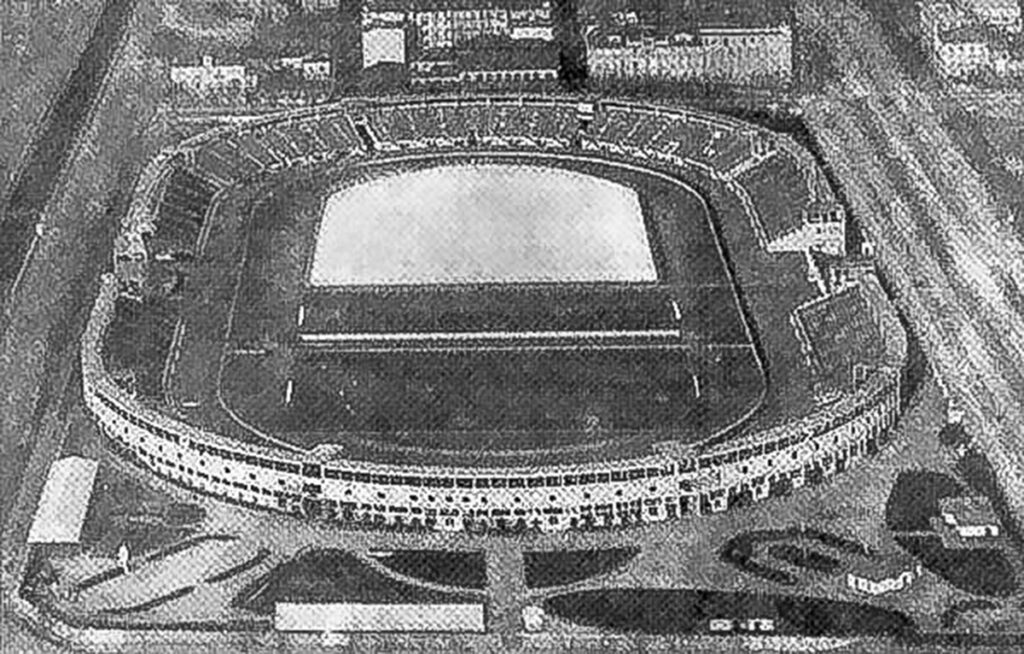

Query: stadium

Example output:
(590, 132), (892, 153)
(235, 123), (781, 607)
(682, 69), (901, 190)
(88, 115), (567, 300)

(82, 97), (907, 534)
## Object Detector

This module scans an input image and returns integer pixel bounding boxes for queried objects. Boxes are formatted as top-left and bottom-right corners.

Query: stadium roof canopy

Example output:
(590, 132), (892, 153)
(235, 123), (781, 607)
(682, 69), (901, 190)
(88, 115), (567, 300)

(27, 457), (99, 544)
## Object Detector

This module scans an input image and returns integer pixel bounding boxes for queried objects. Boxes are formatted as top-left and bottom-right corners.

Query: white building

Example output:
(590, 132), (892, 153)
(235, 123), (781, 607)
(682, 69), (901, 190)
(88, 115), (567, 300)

(939, 495), (1001, 539)
(411, 43), (558, 86)
(170, 56), (252, 93)
(846, 557), (922, 596)
(363, 0), (554, 53)
(276, 55), (332, 79)
(363, 26), (408, 68)
(586, 25), (792, 86)
(960, 0), (1022, 32)
(301, 0), (341, 11)
(920, 0), (1023, 79)
(935, 28), (998, 78)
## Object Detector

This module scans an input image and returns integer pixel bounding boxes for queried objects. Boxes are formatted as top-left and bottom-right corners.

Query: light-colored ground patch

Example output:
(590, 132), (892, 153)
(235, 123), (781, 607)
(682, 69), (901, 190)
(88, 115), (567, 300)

(309, 164), (657, 286)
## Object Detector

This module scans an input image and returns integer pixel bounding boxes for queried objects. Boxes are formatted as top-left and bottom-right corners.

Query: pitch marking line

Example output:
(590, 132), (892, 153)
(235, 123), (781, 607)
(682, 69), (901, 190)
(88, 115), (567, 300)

(298, 328), (680, 343)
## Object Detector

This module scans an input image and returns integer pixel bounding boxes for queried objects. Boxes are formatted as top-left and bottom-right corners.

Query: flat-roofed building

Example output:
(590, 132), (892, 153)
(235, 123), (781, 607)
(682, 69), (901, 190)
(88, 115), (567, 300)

(277, 55), (332, 79)
(920, 0), (1024, 79)
(28, 457), (99, 544)
(584, 0), (792, 86)
(302, 0), (341, 11)
(170, 56), (252, 94)
(845, 555), (922, 596)
(938, 495), (1001, 539)
(410, 39), (558, 86)
(363, 0), (554, 52)
(961, 0), (1022, 32)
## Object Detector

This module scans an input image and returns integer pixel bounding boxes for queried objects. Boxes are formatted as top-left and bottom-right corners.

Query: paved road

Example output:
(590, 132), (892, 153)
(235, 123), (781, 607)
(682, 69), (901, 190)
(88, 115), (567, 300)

(0, 0), (138, 310)
(796, 0), (1024, 530)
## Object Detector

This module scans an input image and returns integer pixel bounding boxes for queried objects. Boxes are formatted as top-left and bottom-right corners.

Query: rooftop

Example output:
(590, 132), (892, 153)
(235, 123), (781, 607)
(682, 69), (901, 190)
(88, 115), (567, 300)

(939, 495), (1000, 526)
(940, 24), (995, 44)
(456, 40), (559, 71)
(582, 0), (789, 29)
(847, 555), (918, 582)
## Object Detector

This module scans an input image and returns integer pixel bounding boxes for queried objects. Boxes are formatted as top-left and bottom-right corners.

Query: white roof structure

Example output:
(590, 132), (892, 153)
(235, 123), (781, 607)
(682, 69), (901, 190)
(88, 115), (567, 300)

(275, 602), (486, 632)
(363, 27), (407, 68)
(27, 457), (99, 544)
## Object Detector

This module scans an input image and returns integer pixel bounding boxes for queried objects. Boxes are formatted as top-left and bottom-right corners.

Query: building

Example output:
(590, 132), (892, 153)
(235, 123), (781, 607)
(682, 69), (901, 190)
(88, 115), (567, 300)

(920, 0), (1024, 79)
(583, 0), (793, 87)
(362, 0), (409, 69)
(938, 495), (1001, 539)
(412, 0), (554, 50)
(846, 556), (922, 596)
(935, 25), (999, 78)
(277, 55), (333, 80)
(362, 0), (557, 83)
(301, 0), (342, 11)
(363, 26), (408, 68)
(170, 56), (252, 94)
(411, 40), (558, 86)
(586, 26), (791, 86)
(960, 0), (1022, 32)
(362, 0), (554, 53)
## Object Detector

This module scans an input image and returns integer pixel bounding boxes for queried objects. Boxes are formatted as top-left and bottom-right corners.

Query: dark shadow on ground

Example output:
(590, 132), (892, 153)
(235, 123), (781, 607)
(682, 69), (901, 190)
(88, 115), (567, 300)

(896, 535), (1018, 597)
(545, 588), (917, 639)
(940, 599), (998, 630)
(720, 526), (871, 586)
(524, 547), (640, 589)
(232, 548), (475, 615)
(371, 550), (487, 590)
(767, 544), (841, 575)
(884, 470), (963, 532)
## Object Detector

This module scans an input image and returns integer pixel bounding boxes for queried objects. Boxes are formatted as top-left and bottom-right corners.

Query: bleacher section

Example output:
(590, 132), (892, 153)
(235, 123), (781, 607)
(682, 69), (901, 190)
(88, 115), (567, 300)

(173, 99), (834, 258)
(793, 285), (888, 397)
(735, 153), (808, 244)
(101, 295), (181, 400)
(149, 168), (217, 254)
(708, 131), (752, 173)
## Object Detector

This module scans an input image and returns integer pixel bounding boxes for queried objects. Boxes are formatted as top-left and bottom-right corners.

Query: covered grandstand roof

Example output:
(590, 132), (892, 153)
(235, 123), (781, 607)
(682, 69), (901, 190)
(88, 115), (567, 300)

(27, 457), (99, 544)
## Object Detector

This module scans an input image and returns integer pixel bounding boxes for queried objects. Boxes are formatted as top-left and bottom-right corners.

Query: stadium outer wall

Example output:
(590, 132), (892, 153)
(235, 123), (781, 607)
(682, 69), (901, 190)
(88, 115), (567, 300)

(82, 100), (907, 535)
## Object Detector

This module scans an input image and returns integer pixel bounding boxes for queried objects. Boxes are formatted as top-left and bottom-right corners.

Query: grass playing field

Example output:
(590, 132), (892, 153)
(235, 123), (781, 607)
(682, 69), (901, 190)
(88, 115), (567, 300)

(219, 153), (764, 455)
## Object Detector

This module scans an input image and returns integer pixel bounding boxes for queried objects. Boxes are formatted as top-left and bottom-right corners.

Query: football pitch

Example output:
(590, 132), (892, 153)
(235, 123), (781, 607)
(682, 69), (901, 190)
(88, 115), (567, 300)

(219, 153), (765, 455)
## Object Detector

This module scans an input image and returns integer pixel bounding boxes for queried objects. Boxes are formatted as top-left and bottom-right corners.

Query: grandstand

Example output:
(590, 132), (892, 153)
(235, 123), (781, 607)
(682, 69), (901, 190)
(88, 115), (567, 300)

(82, 97), (905, 534)
(736, 153), (807, 242)
(792, 283), (889, 400)
(148, 168), (217, 255)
